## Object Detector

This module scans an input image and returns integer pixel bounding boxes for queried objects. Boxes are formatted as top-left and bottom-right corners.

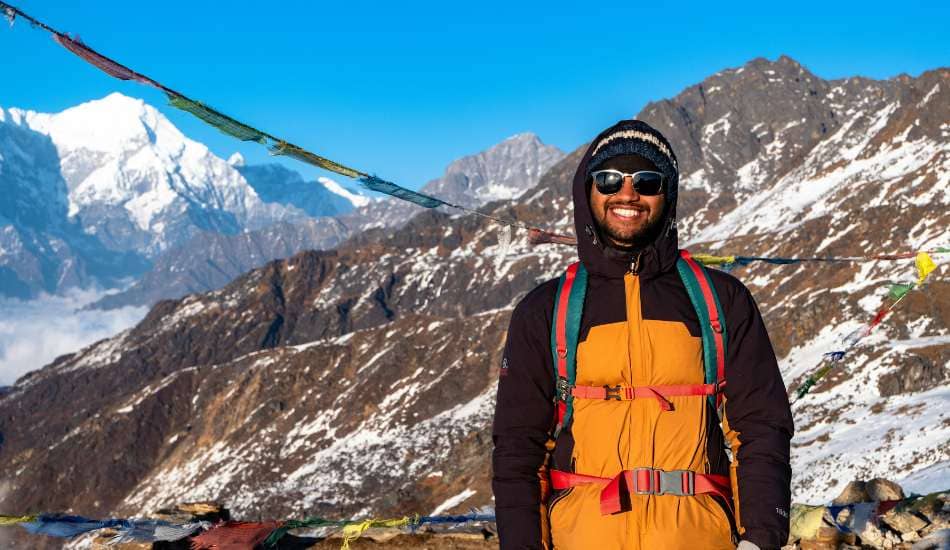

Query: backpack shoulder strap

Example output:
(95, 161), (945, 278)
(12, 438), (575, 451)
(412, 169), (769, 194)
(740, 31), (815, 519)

(550, 261), (587, 436)
(676, 249), (728, 411)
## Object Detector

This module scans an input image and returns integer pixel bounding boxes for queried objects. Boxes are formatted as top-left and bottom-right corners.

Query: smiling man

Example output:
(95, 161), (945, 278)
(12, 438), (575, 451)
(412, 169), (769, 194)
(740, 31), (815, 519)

(492, 119), (794, 549)
(588, 154), (666, 249)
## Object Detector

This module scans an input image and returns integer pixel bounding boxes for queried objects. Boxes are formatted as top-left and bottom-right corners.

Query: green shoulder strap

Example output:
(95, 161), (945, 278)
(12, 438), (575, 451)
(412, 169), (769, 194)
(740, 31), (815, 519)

(676, 251), (729, 411)
(550, 262), (588, 435)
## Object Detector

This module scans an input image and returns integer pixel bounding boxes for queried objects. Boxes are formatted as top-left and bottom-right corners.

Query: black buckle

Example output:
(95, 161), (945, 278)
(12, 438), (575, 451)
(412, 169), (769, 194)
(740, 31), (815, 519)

(604, 384), (621, 401)
(556, 377), (572, 402)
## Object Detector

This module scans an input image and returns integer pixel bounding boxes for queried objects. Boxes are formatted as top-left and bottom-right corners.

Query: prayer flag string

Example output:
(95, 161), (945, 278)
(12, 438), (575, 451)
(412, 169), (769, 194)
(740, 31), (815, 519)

(688, 249), (948, 271)
(1, 511), (496, 549)
(792, 252), (941, 404)
(7, 500), (946, 548)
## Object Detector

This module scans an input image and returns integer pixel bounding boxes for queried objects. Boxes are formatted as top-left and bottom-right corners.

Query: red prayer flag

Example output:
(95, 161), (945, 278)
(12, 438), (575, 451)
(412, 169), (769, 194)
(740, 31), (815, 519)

(190, 520), (282, 550)
(52, 33), (160, 88)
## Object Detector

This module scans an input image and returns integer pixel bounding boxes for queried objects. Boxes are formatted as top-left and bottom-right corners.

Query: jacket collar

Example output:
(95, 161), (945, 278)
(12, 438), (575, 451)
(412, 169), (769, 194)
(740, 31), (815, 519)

(571, 122), (680, 280)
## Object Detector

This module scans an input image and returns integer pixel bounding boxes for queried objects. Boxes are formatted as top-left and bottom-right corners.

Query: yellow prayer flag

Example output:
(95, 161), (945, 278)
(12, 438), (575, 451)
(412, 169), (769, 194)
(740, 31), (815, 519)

(691, 254), (737, 266)
(0, 514), (37, 525)
(789, 504), (826, 540)
(340, 517), (411, 549)
(916, 252), (937, 285)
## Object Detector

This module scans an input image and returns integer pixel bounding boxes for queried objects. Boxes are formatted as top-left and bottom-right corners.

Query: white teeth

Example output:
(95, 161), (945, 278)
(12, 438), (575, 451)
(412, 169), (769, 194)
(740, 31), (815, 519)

(612, 208), (641, 218)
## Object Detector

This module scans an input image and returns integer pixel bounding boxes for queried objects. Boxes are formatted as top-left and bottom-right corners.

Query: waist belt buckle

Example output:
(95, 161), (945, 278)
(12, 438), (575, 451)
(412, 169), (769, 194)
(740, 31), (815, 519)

(657, 470), (695, 496)
(632, 467), (655, 495)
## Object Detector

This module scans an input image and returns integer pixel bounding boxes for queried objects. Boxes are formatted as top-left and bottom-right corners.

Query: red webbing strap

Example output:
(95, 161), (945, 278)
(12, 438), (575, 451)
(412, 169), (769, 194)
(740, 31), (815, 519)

(550, 469), (733, 516)
(679, 250), (727, 408)
(570, 383), (718, 412)
(554, 263), (579, 427)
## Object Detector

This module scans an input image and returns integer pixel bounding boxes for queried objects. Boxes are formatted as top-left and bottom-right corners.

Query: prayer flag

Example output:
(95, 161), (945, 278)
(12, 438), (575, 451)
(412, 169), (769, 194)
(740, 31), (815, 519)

(271, 142), (363, 179)
(167, 93), (268, 143)
(358, 175), (447, 208)
(916, 252), (936, 285)
(888, 283), (914, 300)
(52, 33), (159, 87)
(189, 521), (282, 550)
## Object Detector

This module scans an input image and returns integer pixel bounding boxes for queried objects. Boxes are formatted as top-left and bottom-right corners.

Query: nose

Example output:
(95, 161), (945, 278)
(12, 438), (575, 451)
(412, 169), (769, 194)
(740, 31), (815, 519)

(615, 176), (640, 200)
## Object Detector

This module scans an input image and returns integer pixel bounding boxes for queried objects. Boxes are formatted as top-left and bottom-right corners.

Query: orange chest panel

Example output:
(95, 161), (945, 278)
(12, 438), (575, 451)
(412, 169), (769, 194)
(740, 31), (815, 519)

(575, 273), (703, 388)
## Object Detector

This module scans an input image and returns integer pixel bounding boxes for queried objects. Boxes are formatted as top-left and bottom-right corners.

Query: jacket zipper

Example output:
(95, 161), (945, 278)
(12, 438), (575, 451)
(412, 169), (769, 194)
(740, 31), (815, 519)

(629, 251), (643, 274)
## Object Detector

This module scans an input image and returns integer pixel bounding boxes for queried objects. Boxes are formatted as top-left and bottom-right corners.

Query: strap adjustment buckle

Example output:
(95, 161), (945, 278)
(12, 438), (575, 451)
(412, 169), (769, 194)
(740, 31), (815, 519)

(631, 468), (696, 496)
(603, 384), (621, 401)
(556, 377), (572, 402)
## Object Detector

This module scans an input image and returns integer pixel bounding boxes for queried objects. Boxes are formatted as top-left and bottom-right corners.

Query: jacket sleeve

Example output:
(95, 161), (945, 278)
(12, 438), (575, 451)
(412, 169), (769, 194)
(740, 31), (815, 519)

(492, 291), (556, 550)
(722, 283), (795, 550)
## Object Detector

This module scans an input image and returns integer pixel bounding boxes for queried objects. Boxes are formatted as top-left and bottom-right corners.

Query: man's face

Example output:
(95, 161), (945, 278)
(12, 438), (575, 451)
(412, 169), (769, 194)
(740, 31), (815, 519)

(588, 155), (666, 249)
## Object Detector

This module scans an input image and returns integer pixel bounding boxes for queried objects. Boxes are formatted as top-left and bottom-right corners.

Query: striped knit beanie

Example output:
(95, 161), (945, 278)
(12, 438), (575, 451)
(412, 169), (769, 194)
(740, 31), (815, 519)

(586, 120), (679, 206)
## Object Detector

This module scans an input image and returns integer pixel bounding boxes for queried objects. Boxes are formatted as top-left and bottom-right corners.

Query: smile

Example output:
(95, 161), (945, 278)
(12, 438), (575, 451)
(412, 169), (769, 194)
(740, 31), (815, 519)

(609, 206), (645, 220)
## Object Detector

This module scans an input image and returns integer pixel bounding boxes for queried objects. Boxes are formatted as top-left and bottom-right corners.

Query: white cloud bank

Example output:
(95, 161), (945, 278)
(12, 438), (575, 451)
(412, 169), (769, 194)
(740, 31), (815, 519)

(0, 288), (147, 385)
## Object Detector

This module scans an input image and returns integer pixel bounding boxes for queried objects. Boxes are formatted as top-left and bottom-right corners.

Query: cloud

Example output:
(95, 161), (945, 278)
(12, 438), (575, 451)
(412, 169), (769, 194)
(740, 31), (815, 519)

(0, 288), (147, 385)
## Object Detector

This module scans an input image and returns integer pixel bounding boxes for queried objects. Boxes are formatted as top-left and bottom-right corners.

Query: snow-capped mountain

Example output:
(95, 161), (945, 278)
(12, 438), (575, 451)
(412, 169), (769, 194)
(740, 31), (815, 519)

(0, 101), (150, 297)
(5, 93), (307, 254)
(89, 132), (564, 310)
(0, 57), (947, 550)
(1, 93), (326, 297)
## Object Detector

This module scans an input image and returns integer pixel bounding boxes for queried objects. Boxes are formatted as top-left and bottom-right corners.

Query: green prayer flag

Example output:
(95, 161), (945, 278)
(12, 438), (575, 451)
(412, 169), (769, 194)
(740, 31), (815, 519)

(167, 94), (267, 143)
(888, 283), (914, 300)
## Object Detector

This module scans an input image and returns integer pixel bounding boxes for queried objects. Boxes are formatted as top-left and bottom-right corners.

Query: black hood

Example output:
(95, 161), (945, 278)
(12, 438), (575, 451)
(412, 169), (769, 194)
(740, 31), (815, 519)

(571, 120), (680, 280)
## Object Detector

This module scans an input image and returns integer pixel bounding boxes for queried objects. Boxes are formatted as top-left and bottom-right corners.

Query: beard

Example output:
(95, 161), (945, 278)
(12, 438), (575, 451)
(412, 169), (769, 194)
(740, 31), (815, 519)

(594, 201), (666, 250)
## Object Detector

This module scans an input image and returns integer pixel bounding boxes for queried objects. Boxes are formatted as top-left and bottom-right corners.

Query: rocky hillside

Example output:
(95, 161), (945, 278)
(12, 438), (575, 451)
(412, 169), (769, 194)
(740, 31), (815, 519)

(0, 55), (947, 549)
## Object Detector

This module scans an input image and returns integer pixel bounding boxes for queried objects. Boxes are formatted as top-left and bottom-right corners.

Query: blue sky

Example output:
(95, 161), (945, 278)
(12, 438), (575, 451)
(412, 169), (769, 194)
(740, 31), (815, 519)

(1, 0), (947, 190)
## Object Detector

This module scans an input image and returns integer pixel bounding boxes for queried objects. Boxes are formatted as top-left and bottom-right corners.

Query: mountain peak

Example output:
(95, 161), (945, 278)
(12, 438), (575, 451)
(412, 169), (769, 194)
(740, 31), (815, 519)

(739, 54), (809, 76)
(69, 92), (157, 127)
(501, 131), (541, 144)
(228, 152), (246, 167)
(20, 92), (183, 155)
(95, 91), (147, 109)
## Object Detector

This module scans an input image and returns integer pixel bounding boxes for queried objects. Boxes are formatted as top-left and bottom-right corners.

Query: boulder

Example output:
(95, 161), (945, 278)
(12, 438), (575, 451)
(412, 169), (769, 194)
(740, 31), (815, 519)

(881, 510), (928, 534)
(833, 480), (871, 505)
(867, 478), (906, 502)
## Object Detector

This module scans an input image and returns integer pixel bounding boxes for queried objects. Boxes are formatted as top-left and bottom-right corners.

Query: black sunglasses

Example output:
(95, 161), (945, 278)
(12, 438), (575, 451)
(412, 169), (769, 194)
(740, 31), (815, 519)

(591, 169), (666, 196)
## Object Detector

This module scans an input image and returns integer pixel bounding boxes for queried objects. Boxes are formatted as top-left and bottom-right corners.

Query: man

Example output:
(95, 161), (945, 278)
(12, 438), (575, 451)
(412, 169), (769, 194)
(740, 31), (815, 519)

(492, 119), (794, 549)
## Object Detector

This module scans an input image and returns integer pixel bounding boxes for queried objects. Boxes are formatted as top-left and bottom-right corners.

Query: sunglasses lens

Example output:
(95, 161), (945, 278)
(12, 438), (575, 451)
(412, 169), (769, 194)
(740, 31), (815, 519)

(633, 172), (664, 195)
(594, 171), (623, 194)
